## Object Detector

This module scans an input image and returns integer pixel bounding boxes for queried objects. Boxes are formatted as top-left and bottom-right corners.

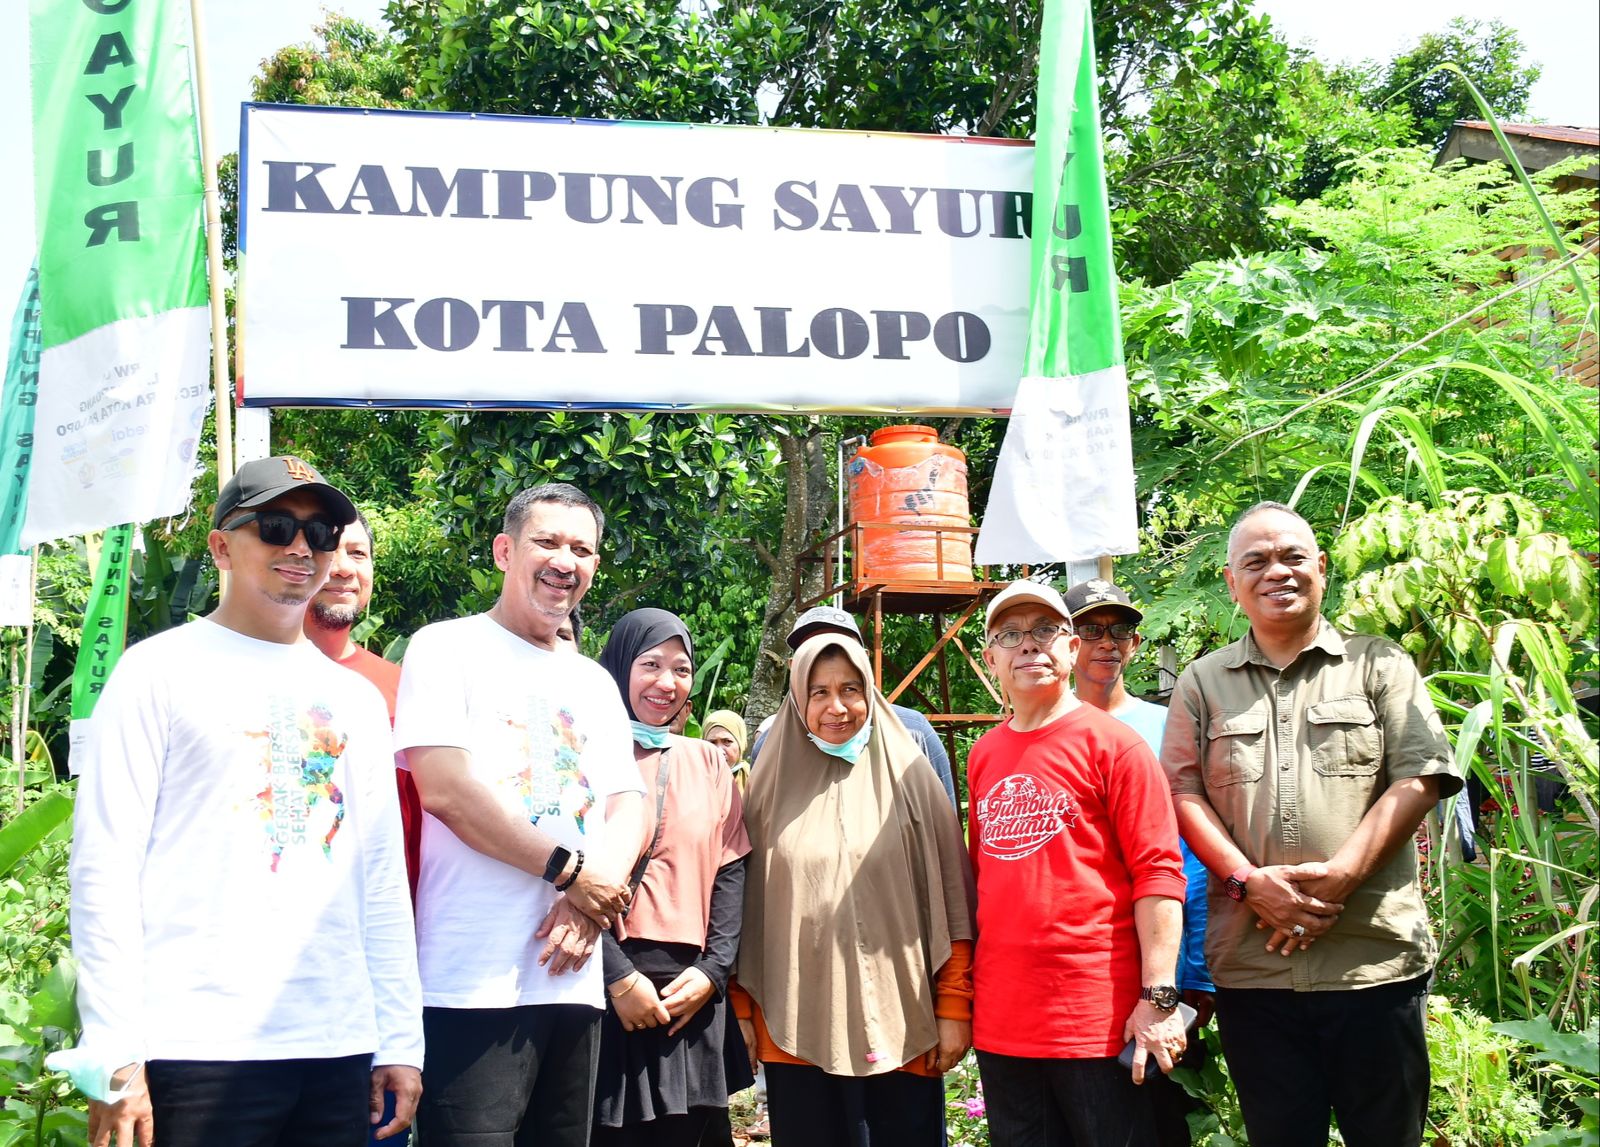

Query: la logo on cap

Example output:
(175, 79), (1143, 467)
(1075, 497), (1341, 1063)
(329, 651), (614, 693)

(282, 458), (318, 482)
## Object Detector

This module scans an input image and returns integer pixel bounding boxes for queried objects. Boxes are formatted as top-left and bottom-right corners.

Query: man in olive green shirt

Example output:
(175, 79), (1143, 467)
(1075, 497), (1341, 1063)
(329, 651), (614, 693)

(1161, 502), (1461, 1147)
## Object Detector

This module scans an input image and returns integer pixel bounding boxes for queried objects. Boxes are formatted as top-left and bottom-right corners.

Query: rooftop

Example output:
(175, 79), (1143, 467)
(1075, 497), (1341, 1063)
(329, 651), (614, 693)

(1452, 121), (1599, 148)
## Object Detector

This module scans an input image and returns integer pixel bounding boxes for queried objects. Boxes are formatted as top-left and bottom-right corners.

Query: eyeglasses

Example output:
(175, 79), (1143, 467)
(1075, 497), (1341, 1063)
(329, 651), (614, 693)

(1076, 621), (1138, 641)
(222, 511), (343, 552)
(989, 623), (1067, 649)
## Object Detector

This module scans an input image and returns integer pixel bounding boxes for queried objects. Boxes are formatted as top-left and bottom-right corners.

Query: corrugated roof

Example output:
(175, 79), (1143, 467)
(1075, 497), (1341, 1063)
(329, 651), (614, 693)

(1455, 121), (1600, 147)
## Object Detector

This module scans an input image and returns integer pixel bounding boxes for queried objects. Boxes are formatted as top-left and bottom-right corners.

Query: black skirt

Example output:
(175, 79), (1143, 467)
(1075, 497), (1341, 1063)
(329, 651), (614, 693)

(594, 940), (754, 1128)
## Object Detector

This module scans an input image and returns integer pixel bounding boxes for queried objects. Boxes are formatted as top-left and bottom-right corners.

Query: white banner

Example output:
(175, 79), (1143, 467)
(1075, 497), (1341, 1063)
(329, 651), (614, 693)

(973, 367), (1139, 564)
(22, 308), (211, 548)
(0, 553), (31, 626)
(240, 107), (1035, 413)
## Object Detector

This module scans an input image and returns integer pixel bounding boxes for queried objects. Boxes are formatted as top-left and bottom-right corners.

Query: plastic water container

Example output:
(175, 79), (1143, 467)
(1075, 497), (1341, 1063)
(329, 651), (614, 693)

(847, 425), (973, 583)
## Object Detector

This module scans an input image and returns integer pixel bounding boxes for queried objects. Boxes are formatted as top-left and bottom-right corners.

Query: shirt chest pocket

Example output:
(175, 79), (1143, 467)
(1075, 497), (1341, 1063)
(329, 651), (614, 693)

(1205, 708), (1267, 788)
(1307, 696), (1382, 777)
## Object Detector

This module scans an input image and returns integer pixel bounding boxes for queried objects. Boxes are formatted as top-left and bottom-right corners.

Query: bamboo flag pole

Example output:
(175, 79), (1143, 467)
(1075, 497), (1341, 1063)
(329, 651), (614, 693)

(14, 545), (37, 808)
(186, 0), (234, 498)
(187, 0), (232, 597)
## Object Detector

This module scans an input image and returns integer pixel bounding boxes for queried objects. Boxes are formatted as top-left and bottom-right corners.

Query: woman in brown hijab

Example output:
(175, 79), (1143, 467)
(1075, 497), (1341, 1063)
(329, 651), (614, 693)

(730, 632), (975, 1146)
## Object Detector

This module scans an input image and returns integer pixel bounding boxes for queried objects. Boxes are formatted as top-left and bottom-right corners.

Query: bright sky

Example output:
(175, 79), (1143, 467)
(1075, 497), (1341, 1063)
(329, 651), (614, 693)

(1, 0), (1596, 298)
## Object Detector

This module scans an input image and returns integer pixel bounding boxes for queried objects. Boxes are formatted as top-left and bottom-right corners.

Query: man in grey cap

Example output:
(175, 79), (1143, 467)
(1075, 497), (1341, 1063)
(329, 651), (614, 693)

(71, 456), (423, 1147)
(750, 604), (958, 812)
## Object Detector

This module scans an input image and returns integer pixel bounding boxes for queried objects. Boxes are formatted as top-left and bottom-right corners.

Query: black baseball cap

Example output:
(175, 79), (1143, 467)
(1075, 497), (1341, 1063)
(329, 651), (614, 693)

(786, 605), (862, 650)
(213, 456), (359, 528)
(1062, 579), (1143, 624)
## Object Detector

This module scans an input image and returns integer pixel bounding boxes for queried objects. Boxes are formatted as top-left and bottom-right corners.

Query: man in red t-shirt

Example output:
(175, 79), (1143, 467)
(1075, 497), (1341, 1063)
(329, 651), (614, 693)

(969, 580), (1188, 1147)
(304, 510), (421, 902)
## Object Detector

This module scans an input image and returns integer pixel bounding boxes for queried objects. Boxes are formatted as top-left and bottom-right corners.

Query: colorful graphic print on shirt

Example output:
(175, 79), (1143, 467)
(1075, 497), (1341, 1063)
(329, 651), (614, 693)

(498, 701), (597, 834)
(975, 773), (1080, 860)
(246, 696), (347, 871)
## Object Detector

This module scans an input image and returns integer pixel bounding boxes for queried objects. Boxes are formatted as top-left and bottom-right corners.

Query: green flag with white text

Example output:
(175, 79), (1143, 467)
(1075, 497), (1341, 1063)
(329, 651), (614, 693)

(14, 0), (213, 548)
(975, 0), (1137, 563)
(68, 523), (133, 767)
(0, 267), (42, 558)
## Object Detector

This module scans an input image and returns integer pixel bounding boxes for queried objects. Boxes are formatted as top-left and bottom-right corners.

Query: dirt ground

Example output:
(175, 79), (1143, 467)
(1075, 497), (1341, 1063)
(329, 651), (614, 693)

(729, 1085), (767, 1144)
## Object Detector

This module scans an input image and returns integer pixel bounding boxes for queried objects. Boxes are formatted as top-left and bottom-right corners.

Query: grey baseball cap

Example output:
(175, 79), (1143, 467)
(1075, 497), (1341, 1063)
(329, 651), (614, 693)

(786, 605), (862, 650)
(213, 456), (358, 528)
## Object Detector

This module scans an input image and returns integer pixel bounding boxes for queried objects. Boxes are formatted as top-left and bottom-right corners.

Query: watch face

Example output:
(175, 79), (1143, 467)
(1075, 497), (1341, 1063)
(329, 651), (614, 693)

(544, 845), (572, 882)
(1147, 985), (1181, 1010)
(1224, 876), (1247, 902)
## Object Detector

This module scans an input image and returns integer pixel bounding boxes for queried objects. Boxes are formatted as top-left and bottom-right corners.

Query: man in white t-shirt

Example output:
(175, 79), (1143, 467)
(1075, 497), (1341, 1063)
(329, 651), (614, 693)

(395, 483), (646, 1147)
(71, 456), (424, 1147)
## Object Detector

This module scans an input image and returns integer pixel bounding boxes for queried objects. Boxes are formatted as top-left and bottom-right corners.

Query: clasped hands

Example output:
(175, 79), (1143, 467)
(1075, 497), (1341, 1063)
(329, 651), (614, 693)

(1245, 862), (1349, 956)
(609, 968), (716, 1036)
(535, 863), (632, 974)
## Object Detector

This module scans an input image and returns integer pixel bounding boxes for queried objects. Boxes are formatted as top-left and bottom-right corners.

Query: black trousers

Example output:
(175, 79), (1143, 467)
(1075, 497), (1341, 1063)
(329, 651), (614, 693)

(976, 1052), (1158, 1147)
(1213, 974), (1430, 1147)
(764, 1061), (945, 1147)
(1146, 1037), (1204, 1147)
(697, 1104), (735, 1147)
(418, 1003), (602, 1147)
(146, 1054), (371, 1147)
(593, 1111), (713, 1147)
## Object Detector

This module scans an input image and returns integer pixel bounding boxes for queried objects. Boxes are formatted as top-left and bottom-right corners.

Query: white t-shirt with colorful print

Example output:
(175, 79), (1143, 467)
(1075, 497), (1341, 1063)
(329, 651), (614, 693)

(70, 619), (423, 1069)
(393, 612), (642, 1010)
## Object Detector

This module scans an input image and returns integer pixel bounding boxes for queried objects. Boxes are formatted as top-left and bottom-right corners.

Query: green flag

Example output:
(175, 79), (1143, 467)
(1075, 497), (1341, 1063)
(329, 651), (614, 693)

(975, 0), (1137, 564)
(15, 0), (213, 548)
(70, 524), (133, 734)
(0, 267), (42, 557)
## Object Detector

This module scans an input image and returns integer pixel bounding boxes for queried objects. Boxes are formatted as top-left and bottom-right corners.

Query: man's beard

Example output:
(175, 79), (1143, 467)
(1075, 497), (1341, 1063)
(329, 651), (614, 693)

(309, 599), (359, 631)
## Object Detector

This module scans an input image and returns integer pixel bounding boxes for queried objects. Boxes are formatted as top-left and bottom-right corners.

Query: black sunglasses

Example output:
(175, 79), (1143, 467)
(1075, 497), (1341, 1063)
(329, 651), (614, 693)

(222, 511), (343, 553)
(1076, 621), (1139, 641)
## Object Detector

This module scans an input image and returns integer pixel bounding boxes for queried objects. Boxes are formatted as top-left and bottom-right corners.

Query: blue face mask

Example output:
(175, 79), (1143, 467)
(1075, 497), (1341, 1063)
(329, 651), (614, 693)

(630, 720), (671, 749)
(808, 719), (872, 765)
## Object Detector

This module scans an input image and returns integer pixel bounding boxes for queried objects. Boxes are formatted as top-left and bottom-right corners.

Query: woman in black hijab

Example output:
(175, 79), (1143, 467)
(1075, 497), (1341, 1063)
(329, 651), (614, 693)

(592, 609), (753, 1147)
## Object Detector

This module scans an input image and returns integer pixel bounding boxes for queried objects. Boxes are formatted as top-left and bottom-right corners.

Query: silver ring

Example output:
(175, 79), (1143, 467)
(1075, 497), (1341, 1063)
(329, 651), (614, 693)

(1291, 924), (1307, 938)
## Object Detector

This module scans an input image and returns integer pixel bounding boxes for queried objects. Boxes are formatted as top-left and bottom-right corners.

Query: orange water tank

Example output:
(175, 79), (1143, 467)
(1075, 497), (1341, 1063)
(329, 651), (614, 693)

(847, 425), (973, 583)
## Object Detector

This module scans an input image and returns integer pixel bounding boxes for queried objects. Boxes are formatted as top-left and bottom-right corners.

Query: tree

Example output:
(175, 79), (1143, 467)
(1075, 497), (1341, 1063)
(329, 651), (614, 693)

(384, 0), (1315, 281)
(1096, 0), (1305, 280)
(1281, 56), (1411, 202)
(252, 13), (423, 109)
(1116, 147), (1597, 668)
(1369, 17), (1541, 147)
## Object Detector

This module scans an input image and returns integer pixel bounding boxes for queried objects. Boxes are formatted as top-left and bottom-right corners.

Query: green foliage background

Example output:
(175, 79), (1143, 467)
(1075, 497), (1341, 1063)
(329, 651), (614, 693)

(3, 5), (1596, 1143)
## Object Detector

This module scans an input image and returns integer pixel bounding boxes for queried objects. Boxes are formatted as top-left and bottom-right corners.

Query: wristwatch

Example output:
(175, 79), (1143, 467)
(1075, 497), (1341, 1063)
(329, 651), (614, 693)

(1141, 984), (1181, 1011)
(1224, 863), (1257, 903)
(542, 844), (573, 885)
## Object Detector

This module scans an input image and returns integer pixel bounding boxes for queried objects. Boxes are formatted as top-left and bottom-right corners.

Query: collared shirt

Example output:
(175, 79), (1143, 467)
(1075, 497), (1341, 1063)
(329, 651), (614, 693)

(1162, 619), (1461, 991)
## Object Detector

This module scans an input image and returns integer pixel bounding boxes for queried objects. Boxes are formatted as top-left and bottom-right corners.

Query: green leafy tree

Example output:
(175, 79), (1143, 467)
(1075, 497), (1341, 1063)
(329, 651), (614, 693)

(252, 12), (423, 109)
(1282, 56), (1411, 202)
(384, 0), (1317, 280)
(1115, 148), (1597, 667)
(1100, 0), (1304, 280)
(1369, 17), (1541, 146)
